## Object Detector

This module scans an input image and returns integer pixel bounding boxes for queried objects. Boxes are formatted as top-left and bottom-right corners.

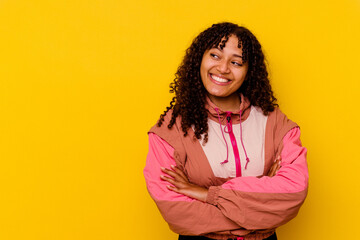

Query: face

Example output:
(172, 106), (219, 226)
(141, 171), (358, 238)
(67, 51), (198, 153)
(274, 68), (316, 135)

(200, 35), (248, 104)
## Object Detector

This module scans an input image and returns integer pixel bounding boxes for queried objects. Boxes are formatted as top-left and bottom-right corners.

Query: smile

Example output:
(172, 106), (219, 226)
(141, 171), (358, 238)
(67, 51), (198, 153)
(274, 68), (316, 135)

(209, 74), (231, 85)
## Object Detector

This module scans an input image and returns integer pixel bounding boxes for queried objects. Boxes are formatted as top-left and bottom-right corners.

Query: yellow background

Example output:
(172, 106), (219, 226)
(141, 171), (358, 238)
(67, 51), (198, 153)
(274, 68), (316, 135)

(0, 0), (359, 239)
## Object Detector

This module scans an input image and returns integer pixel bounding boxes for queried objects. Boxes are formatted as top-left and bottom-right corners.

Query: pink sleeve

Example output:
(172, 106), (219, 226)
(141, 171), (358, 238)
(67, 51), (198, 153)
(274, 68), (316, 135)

(206, 127), (308, 230)
(143, 133), (241, 235)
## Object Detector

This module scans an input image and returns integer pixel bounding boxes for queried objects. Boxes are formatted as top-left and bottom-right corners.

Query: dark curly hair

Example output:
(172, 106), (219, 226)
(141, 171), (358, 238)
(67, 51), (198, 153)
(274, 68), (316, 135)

(158, 22), (278, 142)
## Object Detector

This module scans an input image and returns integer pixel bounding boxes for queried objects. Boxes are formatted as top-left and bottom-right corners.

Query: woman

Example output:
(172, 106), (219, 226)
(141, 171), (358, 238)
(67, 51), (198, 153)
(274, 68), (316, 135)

(144, 22), (308, 240)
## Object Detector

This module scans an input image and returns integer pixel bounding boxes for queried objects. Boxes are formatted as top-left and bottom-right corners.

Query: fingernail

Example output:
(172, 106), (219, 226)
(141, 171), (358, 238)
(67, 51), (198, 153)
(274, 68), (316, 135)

(171, 165), (175, 168)
(160, 167), (165, 170)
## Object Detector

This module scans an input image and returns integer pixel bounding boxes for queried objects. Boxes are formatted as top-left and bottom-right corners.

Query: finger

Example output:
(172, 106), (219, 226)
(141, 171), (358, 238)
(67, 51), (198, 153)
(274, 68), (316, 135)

(268, 159), (279, 177)
(272, 160), (282, 176)
(268, 166), (274, 177)
(160, 167), (183, 181)
(274, 160), (282, 174)
(268, 166), (275, 177)
(170, 165), (188, 181)
(268, 160), (277, 175)
(271, 165), (279, 176)
(166, 185), (180, 193)
(160, 174), (180, 185)
(160, 175), (188, 189)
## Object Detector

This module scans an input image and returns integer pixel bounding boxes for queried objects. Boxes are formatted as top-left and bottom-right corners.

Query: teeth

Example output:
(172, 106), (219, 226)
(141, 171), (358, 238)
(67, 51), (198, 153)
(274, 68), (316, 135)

(211, 74), (229, 83)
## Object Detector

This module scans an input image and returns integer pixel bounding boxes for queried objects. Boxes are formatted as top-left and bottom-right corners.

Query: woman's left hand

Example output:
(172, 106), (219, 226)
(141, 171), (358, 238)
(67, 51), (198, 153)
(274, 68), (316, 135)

(160, 165), (208, 202)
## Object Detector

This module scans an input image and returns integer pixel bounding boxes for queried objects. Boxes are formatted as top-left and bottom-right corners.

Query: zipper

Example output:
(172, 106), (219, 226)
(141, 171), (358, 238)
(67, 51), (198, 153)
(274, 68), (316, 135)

(226, 112), (242, 177)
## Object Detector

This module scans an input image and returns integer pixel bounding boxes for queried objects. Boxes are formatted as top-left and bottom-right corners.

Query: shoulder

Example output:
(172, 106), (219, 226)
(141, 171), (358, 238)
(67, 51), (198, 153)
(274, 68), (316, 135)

(266, 107), (298, 142)
(250, 106), (295, 127)
(149, 109), (176, 134)
(268, 107), (297, 128)
(148, 109), (183, 148)
(148, 109), (188, 167)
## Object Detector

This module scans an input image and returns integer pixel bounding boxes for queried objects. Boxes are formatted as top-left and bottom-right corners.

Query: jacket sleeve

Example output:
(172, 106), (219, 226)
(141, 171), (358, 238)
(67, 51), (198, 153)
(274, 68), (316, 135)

(144, 133), (242, 236)
(206, 127), (308, 230)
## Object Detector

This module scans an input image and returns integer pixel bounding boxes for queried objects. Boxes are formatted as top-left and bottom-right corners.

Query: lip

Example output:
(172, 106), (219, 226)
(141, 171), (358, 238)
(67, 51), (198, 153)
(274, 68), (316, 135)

(209, 73), (232, 86)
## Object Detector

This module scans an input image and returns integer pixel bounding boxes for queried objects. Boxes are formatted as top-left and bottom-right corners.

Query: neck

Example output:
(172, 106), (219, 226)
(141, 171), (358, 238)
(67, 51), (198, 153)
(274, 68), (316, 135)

(208, 93), (241, 112)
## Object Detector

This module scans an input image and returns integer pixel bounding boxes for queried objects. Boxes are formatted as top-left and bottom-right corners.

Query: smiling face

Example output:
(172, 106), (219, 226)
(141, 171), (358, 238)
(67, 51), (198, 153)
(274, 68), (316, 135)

(200, 35), (248, 109)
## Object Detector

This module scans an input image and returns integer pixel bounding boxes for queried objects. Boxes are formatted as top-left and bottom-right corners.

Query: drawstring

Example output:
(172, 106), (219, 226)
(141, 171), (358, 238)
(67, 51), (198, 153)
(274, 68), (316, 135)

(239, 110), (250, 169)
(214, 108), (229, 164)
(214, 107), (250, 169)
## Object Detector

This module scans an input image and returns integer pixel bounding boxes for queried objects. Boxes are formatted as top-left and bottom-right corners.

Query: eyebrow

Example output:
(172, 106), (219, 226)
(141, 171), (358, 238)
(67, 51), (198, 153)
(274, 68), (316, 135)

(215, 46), (243, 59)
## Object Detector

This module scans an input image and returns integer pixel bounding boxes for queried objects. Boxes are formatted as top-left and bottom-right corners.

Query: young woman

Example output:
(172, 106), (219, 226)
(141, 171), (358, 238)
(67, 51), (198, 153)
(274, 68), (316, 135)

(144, 22), (308, 240)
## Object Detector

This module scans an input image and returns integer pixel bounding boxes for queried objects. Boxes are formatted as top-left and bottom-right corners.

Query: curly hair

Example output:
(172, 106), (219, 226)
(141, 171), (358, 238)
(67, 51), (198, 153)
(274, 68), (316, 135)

(158, 22), (278, 142)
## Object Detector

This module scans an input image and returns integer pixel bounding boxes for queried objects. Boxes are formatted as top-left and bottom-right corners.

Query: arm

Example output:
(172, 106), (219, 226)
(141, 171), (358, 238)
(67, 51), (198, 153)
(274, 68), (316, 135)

(205, 127), (308, 230)
(143, 133), (242, 235)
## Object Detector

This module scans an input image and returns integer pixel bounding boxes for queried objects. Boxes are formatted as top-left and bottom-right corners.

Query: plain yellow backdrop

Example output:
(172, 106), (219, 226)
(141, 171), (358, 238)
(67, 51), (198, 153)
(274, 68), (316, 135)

(0, 0), (359, 239)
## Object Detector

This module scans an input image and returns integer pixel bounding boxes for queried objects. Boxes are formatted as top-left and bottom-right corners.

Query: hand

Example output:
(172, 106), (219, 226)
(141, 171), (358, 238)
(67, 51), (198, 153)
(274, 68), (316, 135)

(267, 155), (282, 177)
(160, 165), (208, 202)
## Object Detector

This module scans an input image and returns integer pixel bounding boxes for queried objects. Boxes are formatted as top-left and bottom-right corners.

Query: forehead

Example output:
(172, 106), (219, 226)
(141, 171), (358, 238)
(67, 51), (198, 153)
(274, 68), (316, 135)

(213, 35), (242, 50)
(213, 35), (243, 54)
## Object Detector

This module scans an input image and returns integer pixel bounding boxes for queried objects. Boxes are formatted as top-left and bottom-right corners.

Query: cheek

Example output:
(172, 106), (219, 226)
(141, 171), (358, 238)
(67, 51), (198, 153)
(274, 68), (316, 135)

(234, 69), (248, 83)
(200, 57), (215, 72)
(200, 62), (210, 82)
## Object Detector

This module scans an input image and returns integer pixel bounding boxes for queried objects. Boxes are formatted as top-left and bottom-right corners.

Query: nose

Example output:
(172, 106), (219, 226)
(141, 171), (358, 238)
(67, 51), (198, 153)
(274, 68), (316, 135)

(217, 59), (230, 74)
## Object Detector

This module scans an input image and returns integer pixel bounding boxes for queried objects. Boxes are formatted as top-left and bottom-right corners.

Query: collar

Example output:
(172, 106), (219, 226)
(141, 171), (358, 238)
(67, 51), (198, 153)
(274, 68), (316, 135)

(205, 93), (251, 124)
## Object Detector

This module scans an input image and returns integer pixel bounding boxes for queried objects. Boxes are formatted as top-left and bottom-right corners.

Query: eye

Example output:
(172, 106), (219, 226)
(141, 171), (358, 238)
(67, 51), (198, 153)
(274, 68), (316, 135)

(232, 61), (243, 67)
(210, 53), (219, 59)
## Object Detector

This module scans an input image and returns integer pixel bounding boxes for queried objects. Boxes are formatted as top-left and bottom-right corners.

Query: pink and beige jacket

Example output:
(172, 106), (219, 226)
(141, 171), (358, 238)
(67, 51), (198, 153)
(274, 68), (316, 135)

(144, 96), (308, 240)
